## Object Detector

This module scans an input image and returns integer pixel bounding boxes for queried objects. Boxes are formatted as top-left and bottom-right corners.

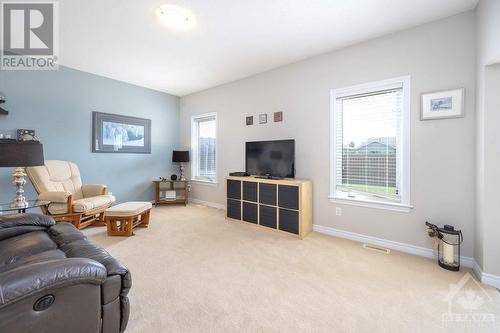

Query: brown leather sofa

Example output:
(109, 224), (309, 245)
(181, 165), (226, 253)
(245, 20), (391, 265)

(0, 214), (131, 333)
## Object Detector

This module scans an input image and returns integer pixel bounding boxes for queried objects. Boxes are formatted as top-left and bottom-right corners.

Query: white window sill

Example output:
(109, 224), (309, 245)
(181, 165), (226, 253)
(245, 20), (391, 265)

(328, 195), (413, 213)
(191, 178), (218, 186)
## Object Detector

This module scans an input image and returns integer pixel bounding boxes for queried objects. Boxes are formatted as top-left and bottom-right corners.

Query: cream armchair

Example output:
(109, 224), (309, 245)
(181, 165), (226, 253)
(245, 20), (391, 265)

(27, 160), (115, 229)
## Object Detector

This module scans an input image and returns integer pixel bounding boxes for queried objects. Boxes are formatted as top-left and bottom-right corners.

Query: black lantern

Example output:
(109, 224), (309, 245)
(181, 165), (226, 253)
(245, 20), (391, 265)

(426, 222), (463, 271)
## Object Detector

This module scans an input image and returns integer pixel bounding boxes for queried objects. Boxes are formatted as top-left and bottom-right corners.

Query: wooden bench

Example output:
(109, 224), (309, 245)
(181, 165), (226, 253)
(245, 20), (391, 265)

(104, 202), (152, 236)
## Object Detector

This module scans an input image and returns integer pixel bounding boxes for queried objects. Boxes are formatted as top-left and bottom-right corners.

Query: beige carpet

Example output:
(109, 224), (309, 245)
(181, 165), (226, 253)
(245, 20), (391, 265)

(85, 205), (500, 333)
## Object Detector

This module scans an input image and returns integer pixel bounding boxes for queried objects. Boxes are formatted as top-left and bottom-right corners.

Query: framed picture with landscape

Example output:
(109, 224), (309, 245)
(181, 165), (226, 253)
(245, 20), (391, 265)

(92, 111), (151, 153)
(421, 88), (464, 120)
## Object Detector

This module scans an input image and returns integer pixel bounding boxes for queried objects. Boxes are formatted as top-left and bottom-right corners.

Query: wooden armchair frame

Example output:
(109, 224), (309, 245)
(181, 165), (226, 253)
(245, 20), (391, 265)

(38, 187), (112, 229)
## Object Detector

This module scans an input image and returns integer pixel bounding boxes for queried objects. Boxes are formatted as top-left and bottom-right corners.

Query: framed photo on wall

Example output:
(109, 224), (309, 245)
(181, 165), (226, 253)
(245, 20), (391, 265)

(259, 113), (267, 124)
(92, 111), (151, 153)
(246, 116), (253, 125)
(17, 129), (36, 141)
(421, 88), (464, 120)
(274, 111), (283, 122)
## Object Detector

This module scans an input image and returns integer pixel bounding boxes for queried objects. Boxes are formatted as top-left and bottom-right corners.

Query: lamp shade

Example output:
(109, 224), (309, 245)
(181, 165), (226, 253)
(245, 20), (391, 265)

(0, 140), (44, 167)
(172, 150), (189, 163)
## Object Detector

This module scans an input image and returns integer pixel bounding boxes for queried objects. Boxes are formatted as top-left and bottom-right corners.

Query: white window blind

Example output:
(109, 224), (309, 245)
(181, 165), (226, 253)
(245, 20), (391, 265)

(330, 77), (411, 210)
(191, 113), (217, 183)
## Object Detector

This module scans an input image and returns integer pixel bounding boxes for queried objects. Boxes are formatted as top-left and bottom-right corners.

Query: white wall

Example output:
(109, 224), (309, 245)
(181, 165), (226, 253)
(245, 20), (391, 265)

(476, 0), (500, 66)
(180, 12), (476, 257)
(475, 0), (500, 276)
(481, 65), (500, 275)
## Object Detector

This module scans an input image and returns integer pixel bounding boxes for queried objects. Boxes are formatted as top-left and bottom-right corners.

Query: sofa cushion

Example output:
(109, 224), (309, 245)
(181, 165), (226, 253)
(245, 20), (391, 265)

(0, 213), (55, 229)
(48, 194), (116, 214)
(0, 249), (66, 274)
(0, 231), (57, 268)
(0, 214), (55, 241)
(48, 221), (88, 245)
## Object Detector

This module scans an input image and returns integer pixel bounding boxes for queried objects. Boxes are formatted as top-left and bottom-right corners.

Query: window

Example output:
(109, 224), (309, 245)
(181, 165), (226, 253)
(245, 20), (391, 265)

(191, 113), (217, 183)
(330, 77), (411, 212)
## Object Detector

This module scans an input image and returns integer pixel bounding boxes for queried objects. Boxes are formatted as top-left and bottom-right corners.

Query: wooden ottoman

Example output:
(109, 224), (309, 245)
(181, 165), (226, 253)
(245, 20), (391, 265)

(104, 201), (152, 236)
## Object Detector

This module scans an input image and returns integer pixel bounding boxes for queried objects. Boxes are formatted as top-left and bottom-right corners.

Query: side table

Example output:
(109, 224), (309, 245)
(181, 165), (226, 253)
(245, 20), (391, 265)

(153, 180), (189, 206)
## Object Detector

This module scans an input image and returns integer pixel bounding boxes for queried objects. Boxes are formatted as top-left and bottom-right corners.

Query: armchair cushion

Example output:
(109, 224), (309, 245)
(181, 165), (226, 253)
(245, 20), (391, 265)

(73, 195), (115, 213)
(82, 184), (107, 198)
(38, 191), (72, 203)
(47, 195), (115, 215)
(27, 160), (84, 200)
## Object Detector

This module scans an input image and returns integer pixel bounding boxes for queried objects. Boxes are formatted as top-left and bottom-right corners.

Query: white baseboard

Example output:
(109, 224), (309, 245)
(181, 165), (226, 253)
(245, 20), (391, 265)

(472, 261), (500, 289)
(473, 261), (483, 282)
(313, 224), (500, 288)
(481, 272), (500, 289)
(313, 224), (474, 268)
(190, 198), (225, 210)
(175, 207), (500, 288)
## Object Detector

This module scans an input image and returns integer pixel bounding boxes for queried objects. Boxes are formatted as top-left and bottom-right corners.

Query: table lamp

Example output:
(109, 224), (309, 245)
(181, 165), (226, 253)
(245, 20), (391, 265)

(172, 150), (189, 181)
(0, 140), (44, 208)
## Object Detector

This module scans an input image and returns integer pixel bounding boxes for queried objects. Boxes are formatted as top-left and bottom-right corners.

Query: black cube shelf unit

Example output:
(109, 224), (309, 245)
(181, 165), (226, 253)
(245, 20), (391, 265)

(225, 176), (312, 239)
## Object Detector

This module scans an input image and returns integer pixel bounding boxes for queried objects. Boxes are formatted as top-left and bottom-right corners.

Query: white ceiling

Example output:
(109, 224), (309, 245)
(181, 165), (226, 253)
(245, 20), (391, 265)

(60, 0), (478, 96)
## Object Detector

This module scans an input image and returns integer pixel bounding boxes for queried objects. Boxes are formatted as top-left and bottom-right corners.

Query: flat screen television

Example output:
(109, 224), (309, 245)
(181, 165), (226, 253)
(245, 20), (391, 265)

(246, 140), (295, 178)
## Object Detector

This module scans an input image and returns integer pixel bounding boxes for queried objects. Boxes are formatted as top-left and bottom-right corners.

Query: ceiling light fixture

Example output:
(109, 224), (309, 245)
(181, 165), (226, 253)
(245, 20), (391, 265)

(156, 4), (196, 31)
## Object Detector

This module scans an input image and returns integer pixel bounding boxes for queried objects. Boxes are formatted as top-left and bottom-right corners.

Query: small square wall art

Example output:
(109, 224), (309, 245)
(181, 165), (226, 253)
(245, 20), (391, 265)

(259, 114), (267, 124)
(274, 111), (283, 122)
(246, 116), (253, 126)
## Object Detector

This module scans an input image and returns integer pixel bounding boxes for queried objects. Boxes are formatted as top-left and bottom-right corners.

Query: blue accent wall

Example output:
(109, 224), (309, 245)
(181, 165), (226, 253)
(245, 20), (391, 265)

(0, 66), (179, 205)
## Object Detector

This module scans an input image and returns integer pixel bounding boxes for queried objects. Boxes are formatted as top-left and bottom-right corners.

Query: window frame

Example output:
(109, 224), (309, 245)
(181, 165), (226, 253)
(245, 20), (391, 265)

(329, 76), (412, 212)
(191, 112), (218, 184)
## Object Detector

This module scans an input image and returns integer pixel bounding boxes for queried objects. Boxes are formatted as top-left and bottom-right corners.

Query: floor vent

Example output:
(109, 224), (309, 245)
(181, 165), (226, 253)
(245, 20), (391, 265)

(363, 244), (390, 254)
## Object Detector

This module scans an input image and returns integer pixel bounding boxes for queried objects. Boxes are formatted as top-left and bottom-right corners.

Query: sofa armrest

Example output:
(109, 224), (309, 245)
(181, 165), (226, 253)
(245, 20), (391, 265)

(82, 184), (108, 198)
(58, 235), (131, 332)
(38, 191), (72, 204)
(0, 258), (106, 309)
(59, 239), (131, 296)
